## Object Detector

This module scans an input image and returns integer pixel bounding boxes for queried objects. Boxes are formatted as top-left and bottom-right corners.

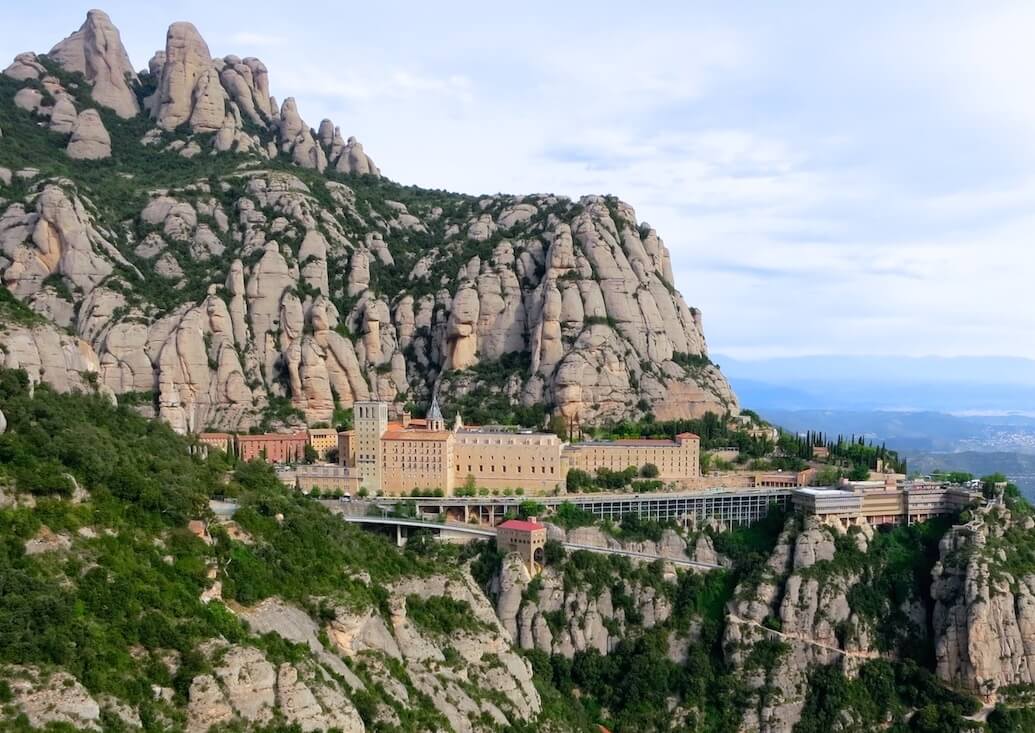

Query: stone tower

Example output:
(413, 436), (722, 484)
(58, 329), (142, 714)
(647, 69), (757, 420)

(354, 401), (388, 492)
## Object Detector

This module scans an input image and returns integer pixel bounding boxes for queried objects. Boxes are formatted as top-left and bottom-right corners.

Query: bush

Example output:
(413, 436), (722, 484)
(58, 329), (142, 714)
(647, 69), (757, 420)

(405, 595), (487, 635)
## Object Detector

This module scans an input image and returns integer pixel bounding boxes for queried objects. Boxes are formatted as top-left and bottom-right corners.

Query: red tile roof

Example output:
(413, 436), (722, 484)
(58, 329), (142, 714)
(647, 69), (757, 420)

(499, 519), (546, 532)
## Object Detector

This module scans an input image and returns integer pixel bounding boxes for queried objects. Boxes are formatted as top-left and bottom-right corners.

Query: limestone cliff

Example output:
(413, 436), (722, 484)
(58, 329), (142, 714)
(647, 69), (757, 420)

(493, 524), (725, 658)
(0, 10), (736, 432)
(931, 502), (1035, 699)
(722, 517), (881, 732)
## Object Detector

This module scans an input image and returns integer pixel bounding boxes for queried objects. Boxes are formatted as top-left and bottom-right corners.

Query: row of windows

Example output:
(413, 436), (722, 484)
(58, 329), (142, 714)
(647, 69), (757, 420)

(459, 464), (555, 474)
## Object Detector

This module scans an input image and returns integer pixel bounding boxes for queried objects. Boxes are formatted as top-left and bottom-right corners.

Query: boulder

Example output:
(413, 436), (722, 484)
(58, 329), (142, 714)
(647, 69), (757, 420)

(67, 109), (112, 160)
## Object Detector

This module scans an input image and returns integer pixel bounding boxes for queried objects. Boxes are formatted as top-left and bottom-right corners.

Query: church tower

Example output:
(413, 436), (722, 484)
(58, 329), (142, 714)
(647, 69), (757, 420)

(427, 394), (445, 432)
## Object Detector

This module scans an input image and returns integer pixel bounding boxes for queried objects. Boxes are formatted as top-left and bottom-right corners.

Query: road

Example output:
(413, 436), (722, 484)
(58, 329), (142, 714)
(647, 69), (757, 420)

(339, 513), (723, 569)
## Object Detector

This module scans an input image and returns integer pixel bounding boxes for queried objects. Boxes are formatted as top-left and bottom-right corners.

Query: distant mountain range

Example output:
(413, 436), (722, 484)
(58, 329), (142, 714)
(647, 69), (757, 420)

(715, 353), (1035, 413)
(719, 354), (1035, 500)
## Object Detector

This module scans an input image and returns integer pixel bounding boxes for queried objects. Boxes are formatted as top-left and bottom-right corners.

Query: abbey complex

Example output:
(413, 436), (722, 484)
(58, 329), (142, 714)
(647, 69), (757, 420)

(1, 9), (1032, 733)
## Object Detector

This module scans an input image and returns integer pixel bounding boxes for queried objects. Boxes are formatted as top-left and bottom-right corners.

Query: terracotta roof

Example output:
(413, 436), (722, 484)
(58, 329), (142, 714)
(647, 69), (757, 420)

(675, 432), (700, 439)
(498, 519), (546, 532)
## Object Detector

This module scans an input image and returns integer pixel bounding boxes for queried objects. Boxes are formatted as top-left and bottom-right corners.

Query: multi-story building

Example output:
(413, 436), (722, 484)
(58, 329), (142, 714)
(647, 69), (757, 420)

(339, 398), (700, 496)
(455, 429), (565, 493)
(198, 432), (233, 455)
(237, 431), (308, 463)
(292, 464), (361, 494)
(354, 400), (389, 492)
(564, 433), (700, 485)
(792, 480), (982, 527)
(496, 518), (547, 572)
(307, 428), (338, 460)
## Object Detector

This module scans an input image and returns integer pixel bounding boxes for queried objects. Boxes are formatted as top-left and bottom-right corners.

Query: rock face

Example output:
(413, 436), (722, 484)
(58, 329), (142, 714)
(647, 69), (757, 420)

(0, 12), (734, 432)
(66, 109), (111, 159)
(48, 9), (140, 118)
(148, 21), (215, 131)
(723, 517), (876, 733)
(932, 504), (1035, 698)
(4, 667), (101, 731)
(493, 526), (722, 659)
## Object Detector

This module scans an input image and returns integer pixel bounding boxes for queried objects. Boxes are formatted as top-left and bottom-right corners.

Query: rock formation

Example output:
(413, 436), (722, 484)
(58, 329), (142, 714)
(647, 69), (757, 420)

(48, 9), (140, 118)
(66, 109), (111, 159)
(0, 11), (733, 432)
(932, 503), (1035, 698)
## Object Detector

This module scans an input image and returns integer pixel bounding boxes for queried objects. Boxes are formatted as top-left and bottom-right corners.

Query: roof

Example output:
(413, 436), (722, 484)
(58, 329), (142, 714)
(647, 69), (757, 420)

(382, 430), (450, 442)
(572, 438), (682, 448)
(428, 394), (444, 421)
(498, 519), (546, 532)
(307, 428), (337, 436)
(237, 432), (307, 442)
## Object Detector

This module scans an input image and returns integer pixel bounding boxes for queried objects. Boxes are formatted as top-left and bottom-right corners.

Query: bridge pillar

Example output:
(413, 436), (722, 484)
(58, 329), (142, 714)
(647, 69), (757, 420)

(463, 505), (470, 523)
(396, 525), (403, 547)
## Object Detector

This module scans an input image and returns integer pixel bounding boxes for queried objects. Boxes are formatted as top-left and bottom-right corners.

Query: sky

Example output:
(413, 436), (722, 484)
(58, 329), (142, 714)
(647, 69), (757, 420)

(4, 1), (1035, 360)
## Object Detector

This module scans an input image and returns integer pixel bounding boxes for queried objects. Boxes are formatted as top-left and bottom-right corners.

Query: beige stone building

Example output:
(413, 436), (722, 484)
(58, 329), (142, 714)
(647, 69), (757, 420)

(496, 518), (547, 572)
(340, 398), (701, 496)
(455, 429), (565, 493)
(564, 433), (700, 485)
(307, 428), (338, 460)
(793, 480), (981, 527)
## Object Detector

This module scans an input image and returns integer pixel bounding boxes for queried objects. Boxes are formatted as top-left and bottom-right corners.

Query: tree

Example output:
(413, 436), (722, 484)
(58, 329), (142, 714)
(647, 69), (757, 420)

(303, 444), (318, 464)
(543, 539), (565, 565)
(548, 414), (569, 441)
(640, 463), (659, 478)
(848, 463), (871, 481)
(518, 500), (546, 519)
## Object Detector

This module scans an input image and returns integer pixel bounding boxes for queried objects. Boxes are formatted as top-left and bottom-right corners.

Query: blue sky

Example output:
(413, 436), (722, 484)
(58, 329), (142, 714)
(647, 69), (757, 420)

(5, 2), (1035, 360)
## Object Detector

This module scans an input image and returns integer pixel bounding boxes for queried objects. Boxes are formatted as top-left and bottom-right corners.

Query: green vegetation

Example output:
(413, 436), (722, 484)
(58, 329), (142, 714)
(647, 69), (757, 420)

(0, 367), (467, 729)
(405, 595), (489, 636)
(794, 660), (981, 732)
(435, 352), (548, 428)
(779, 429), (908, 475)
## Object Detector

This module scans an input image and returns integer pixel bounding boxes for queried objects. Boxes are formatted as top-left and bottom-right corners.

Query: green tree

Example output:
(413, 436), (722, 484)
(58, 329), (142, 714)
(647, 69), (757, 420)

(640, 463), (659, 478)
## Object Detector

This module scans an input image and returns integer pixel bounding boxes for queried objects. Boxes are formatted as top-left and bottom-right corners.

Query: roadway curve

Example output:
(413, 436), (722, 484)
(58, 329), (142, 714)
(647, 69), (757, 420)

(339, 514), (723, 569)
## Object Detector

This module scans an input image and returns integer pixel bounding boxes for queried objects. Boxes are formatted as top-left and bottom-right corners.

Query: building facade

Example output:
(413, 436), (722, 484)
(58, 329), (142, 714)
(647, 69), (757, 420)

(337, 399), (705, 496)
(564, 433), (700, 485)
(496, 518), (547, 572)
(454, 429), (566, 493)
(792, 481), (981, 527)
(307, 428), (338, 460)
(237, 431), (308, 463)
(354, 401), (389, 492)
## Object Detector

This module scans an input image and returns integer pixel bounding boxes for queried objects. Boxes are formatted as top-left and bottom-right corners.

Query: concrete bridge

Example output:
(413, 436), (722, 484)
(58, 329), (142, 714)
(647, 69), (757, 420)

(338, 513), (723, 570)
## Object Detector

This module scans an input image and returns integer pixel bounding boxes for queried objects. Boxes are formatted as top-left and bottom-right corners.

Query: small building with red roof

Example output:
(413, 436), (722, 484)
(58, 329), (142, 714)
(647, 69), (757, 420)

(497, 517), (548, 572)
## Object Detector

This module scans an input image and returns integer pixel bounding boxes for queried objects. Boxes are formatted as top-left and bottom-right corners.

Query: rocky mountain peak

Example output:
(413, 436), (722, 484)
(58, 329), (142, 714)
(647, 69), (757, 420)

(48, 8), (139, 118)
(0, 9), (734, 432)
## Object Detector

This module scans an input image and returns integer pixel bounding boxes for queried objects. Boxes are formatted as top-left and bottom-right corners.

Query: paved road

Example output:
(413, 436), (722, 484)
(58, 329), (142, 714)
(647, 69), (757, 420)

(340, 513), (723, 569)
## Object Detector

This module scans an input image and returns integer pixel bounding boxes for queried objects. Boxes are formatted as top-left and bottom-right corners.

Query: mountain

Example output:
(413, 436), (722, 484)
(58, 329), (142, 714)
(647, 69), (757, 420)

(6, 371), (1035, 731)
(0, 10), (735, 435)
